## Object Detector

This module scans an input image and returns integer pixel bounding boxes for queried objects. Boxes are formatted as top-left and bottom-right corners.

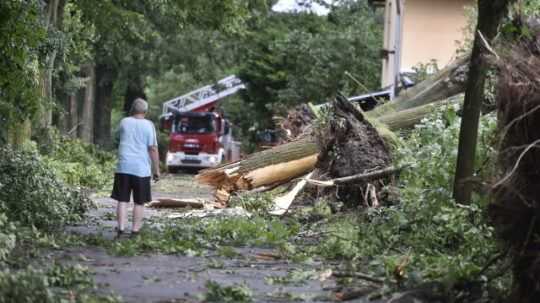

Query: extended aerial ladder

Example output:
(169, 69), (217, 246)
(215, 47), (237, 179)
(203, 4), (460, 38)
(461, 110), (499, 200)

(161, 75), (245, 116)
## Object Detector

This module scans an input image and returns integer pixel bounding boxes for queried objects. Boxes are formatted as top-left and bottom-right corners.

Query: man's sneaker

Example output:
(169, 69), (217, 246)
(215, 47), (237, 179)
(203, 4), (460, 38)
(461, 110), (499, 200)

(115, 227), (127, 239)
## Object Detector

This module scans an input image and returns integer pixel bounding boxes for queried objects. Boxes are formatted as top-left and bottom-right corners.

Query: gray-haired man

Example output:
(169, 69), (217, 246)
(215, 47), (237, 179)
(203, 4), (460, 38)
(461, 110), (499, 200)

(111, 98), (160, 236)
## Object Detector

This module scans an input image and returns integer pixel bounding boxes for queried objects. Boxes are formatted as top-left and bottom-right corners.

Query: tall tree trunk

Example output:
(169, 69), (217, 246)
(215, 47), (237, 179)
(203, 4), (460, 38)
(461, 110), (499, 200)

(79, 64), (95, 143)
(38, 0), (65, 129)
(124, 73), (147, 115)
(453, 0), (515, 203)
(94, 63), (115, 148)
(68, 93), (78, 138)
(53, 91), (69, 133)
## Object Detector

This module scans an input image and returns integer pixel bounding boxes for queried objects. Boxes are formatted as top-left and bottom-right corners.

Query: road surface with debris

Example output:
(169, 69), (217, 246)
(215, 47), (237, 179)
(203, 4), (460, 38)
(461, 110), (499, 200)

(56, 173), (377, 303)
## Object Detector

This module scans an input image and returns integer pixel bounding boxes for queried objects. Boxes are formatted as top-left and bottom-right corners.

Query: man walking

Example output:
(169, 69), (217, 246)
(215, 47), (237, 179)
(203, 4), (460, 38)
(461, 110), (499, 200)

(111, 98), (160, 236)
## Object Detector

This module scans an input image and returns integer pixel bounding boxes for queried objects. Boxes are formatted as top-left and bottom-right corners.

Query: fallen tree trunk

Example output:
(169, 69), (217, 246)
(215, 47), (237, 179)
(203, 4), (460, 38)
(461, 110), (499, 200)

(377, 95), (463, 130)
(197, 95), (454, 192)
(196, 137), (318, 205)
(147, 198), (205, 209)
(196, 55), (470, 205)
(369, 54), (469, 118)
(196, 136), (318, 186)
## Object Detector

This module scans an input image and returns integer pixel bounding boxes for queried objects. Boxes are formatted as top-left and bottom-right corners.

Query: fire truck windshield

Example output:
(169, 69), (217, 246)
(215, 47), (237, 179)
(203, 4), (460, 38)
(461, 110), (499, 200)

(175, 115), (215, 134)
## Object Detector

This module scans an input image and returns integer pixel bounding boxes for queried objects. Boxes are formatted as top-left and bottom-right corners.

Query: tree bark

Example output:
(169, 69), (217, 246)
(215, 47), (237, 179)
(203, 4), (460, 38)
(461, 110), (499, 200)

(453, 0), (515, 203)
(79, 64), (95, 143)
(123, 73), (147, 114)
(376, 95), (463, 130)
(369, 54), (469, 118)
(38, 0), (66, 129)
(68, 93), (78, 137)
(196, 136), (318, 187)
(94, 63), (115, 148)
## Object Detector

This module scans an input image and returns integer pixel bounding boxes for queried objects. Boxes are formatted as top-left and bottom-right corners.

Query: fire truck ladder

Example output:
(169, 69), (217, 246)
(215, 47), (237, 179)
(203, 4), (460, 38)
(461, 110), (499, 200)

(161, 75), (245, 116)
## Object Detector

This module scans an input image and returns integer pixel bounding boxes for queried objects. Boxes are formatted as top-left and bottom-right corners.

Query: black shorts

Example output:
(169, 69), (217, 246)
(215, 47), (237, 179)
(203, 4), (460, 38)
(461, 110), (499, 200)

(111, 173), (152, 205)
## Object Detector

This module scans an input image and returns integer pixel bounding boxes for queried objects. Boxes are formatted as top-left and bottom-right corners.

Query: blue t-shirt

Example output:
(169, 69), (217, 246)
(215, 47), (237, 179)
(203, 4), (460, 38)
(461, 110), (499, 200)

(116, 117), (158, 177)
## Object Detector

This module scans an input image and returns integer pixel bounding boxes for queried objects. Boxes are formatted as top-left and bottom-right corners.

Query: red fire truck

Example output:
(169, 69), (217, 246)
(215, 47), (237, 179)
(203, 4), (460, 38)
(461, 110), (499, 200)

(160, 76), (244, 172)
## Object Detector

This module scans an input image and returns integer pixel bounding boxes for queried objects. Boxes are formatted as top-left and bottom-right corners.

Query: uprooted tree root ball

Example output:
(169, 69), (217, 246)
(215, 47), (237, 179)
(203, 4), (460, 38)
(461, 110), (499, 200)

(489, 23), (540, 302)
(314, 94), (392, 206)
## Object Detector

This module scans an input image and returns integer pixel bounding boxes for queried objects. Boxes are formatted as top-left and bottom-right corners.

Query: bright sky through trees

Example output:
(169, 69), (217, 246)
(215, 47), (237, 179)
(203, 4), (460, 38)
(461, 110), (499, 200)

(272, 0), (330, 15)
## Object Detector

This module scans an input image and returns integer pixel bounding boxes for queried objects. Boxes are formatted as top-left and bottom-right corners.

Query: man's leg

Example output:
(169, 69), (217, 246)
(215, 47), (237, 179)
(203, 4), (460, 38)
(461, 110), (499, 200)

(132, 175), (151, 233)
(132, 204), (144, 232)
(111, 173), (130, 233)
(117, 202), (128, 231)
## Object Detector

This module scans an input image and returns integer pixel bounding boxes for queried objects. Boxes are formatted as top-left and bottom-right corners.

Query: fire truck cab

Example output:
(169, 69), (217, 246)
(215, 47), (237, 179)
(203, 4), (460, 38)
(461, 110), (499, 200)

(165, 112), (233, 171)
(160, 75), (243, 172)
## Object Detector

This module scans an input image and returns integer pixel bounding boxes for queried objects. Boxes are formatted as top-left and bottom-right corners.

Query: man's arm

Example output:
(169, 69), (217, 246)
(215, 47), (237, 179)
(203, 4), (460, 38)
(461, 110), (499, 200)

(147, 121), (160, 180)
(149, 145), (160, 180)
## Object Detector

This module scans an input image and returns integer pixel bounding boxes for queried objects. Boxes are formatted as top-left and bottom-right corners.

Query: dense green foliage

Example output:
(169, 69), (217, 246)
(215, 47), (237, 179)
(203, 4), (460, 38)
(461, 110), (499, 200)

(0, 215), (16, 264)
(41, 131), (116, 189)
(203, 280), (253, 303)
(238, 1), (382, 130)
(0, 0), (45, 140)
(145, 1), (382, 145)
(0, 145), (92, 230)
(0, 138), (114, 301)
(0, 264), (119, 303)
(78, 216), (297, 257)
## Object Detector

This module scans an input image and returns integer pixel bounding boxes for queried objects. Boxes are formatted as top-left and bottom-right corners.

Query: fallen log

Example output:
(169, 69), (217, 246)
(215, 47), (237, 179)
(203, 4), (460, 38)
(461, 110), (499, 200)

(196, 136), (318, 187)
(377, 95), (463, 130)
(147, 198), (205, 209)
(239, 155), (317, 189)
(196, 55), (470, 205)
(369, 53), (469, 118)
(196, 138), (318, 206)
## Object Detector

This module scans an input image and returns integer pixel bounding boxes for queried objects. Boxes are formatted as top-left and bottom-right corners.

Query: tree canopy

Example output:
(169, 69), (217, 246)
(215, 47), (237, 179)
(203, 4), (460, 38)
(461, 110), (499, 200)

(0, 0), (382, 148)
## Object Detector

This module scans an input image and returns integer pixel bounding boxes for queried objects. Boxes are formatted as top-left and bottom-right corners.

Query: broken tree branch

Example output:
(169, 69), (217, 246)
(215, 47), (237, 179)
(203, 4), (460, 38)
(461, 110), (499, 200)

(147, 198), (206, 209)
(305, 166), (404, 188)
(269, 172), (313, 216)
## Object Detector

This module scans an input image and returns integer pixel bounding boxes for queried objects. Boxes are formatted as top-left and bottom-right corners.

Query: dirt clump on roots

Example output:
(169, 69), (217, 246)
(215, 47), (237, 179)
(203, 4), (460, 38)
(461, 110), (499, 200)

(489, 21), (540, 302)
(314, 94), (392, 205)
